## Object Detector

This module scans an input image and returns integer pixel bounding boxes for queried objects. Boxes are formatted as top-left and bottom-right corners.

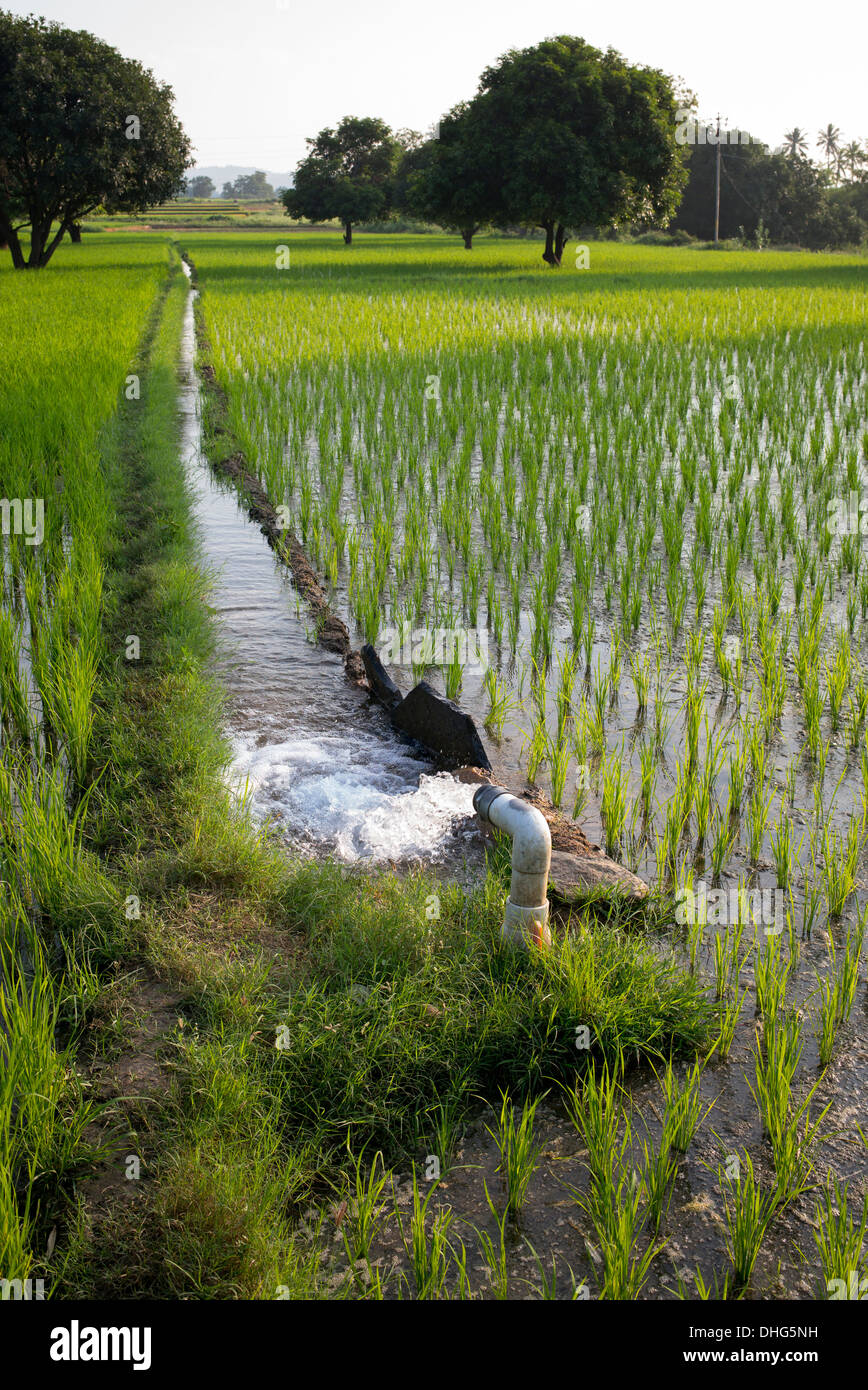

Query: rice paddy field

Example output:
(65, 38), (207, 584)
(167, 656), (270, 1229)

(0, 236), (174, 1283)
(189, 235), (868, 894)
(2, 227), (867, 1309)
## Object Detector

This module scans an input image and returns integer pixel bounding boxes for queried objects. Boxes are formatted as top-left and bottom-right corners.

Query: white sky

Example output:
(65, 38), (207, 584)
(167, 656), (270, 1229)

(33, 0), (868, 169)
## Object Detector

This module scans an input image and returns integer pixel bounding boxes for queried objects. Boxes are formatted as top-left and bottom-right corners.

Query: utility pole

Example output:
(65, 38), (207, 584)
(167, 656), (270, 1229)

(714, 113), (721, 244)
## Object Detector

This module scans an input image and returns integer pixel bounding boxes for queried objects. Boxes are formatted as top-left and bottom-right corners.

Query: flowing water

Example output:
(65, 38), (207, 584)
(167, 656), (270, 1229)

(178, 265), (477, 865)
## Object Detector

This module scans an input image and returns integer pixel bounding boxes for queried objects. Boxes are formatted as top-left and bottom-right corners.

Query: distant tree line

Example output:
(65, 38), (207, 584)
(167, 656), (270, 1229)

(221, 170), (275, 201)
(180, 175), (216, 200)
(285, 37), (868, 255)
(284, 36), (690, 263)
(671, 122), (867, 248)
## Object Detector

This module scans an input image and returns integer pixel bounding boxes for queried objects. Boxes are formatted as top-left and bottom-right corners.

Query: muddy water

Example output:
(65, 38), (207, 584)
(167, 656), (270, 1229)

(178, 265), (477, 865)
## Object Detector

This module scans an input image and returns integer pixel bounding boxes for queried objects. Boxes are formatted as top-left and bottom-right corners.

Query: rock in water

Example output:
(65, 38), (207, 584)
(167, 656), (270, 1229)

(391, 681), (492, 771)
(547, 847), (648, 902)
(361, 644), (403, 710)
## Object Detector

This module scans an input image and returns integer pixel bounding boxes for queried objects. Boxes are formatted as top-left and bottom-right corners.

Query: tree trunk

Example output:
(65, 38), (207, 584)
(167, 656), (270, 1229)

(541, 220), (557, 266)
(66, 221), (82, 243)
(462, 227), (474, 250)
(0, 211), (25, 269)
(24, 217), (67, 269)
(554, 223), (568, 265)
(27, 220), (48, 268)
(343, 221), (352, 245)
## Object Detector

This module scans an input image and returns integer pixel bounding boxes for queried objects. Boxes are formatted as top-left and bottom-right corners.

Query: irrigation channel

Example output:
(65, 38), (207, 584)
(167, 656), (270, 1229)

(177, 267), (866, 1300)
(179, 264), (478, 866)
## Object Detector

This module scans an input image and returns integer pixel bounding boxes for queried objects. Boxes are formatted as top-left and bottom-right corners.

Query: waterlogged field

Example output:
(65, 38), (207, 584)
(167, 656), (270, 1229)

(181, 232), (868, 1299)
(187, 236), (867, 895)
(0, 235), (172, 1284)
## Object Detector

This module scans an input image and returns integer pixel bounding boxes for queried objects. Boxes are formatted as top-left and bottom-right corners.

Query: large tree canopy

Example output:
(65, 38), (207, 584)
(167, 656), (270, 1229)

(471, 36), (689, 264)
(398, 104), (501, 248)
(283, 116), (401, 244)
(0, 10), (191, 268)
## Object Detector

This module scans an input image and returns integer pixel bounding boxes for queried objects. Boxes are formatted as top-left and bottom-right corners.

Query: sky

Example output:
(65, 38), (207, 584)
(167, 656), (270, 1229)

(25, 1), (868, 172)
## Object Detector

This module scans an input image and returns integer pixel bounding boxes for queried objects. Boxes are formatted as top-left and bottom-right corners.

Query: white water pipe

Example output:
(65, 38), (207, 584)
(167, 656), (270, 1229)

(473, 785), (552, 949)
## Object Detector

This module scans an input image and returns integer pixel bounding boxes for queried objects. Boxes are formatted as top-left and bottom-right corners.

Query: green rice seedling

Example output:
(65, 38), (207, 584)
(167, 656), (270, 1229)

(662, 788), (688, 878)
(727, 743), (746, 819)
(638, 739), (657, 824)
(825, 636), (851, 729)
(746, 781), (776, 864)
(660, 1058), (715, 1154)
(812, 1179), (868, 1295)
(715, 983), (749, 1058)
(485, 1091), (542, 1221)
(771, 1085), (830, 1202)
(428, 1093), (466, 1179)
(653, 672), (673, 749)
(580, 611), (595, 674)
(754, 933), (793, 1027)
(846, 674), (868, 748)
(530, 656), (547, 722)
(591, 657), (609, 731)
(0, 610), (33, 748)
(675, 1265), (734, 1300)
(546, 732), (572, 809)
(821, 819), (860, 918)
(0, 922), (98, 1282)
(524, 716), (547, 785)
(628, 644), (651, 714)
(590, 1163), (664, 1300)
(339, 1147), (389, 1274)
(475, 1188), (511, 1299)
(716, 909), (752, 995)
(814, 930), (862, 1065)
(482, 668), (516, 740)
(719, 1149), (781, 1290)
(443, 640), (463, 701)
(748, 1011), (801, 1143)
(555, 649), (578, 739)
(601, 744), (629, 855)
(395, 1168), (455, 1300)
(564, 1057), (628, 1211)
(637, 1131), (679, 1235)
(708, 809), (737, 882)
(524, 1247), (583, 1300)
(608, 635), (623, 700)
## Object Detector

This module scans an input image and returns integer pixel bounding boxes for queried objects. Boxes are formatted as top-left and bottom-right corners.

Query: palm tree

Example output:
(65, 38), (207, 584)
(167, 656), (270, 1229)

(842, 141), (865, 181)
(782, 128), (809, 160)
(817, 123), (841, 169)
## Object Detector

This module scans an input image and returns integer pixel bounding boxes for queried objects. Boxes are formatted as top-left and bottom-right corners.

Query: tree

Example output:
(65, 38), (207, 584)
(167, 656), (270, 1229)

(232, 170), (274, 200)
(0, 10), (191, 268)
(187, 175), (215, 199)
(671, 132), (776, 241)
(817, 123), (841, 171)
(283, 116), (400, 244)
(839, 141), (864, 183)
(463, 36), (689, 265)
(397, 105), (499, 248)
(782, 128), (809, 161)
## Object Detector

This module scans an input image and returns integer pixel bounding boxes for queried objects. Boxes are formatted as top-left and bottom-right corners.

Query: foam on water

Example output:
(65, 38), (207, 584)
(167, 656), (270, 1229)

(230, 729), (477, 862)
